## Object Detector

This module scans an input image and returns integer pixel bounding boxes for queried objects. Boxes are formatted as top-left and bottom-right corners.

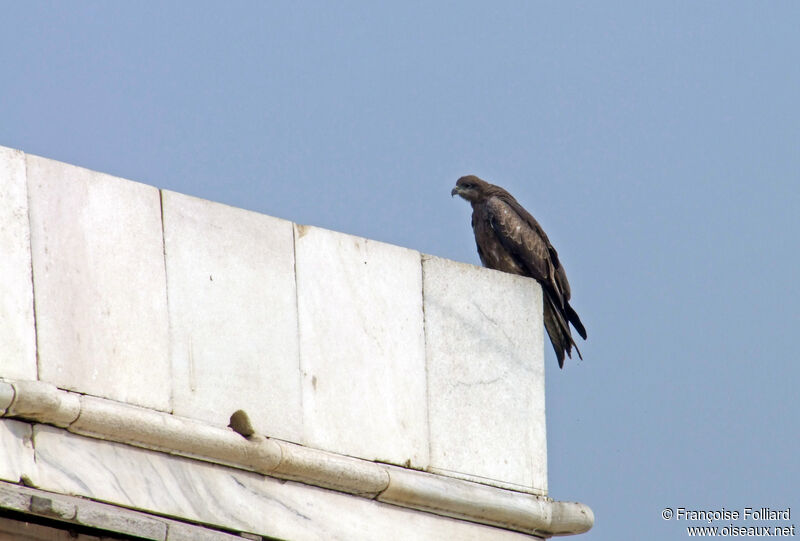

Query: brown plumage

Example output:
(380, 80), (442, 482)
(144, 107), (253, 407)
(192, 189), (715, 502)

(451, 175), (586, 368)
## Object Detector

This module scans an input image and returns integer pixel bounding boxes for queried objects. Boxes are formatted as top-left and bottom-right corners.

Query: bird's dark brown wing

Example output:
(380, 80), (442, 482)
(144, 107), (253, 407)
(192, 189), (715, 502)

(484, 196), (567, 307)
(497, 193), (586, 340)
(495, 192), (572, 301)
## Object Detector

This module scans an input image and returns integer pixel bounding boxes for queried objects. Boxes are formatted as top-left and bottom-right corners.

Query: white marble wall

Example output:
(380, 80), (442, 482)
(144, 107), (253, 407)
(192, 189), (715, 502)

(0, 481), (262, 541)
(423, 256), (547, 494)
(0, 419), (35, 484)
(162, 191), (303, 443)
(26, 154), (171, 411)
(295, 225), (429, 467)
(0, 144), (547, 495)
(0, 147), (36, 381)
(32, 426), (538, 541)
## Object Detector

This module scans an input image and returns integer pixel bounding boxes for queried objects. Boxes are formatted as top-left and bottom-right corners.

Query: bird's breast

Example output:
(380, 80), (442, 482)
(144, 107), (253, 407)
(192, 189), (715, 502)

(473, 217), (525, 275)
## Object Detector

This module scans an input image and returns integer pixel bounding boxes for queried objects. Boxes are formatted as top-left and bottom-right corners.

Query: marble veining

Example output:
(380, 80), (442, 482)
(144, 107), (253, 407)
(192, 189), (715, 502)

(0, 419), (35, 484)
(32, 426), (536, 540)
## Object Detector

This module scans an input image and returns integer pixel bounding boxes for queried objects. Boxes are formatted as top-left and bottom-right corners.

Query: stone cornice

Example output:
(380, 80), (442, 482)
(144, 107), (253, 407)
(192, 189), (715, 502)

(0, 378), (593, 537)
(0, 481), (244, 541)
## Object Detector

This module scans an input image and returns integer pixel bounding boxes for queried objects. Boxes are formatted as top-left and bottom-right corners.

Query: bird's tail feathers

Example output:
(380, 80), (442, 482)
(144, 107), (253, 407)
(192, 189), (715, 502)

(564, 300), (587, 340)
(543, 292), (583, 368)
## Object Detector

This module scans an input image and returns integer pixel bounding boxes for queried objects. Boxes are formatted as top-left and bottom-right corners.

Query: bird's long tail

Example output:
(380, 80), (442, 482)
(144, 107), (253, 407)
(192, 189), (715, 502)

(543, 292), (583, 368)
(564, 299), (587, 340)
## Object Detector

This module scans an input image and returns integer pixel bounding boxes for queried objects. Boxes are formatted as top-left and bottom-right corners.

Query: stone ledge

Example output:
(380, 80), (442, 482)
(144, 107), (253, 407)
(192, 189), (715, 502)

(380, 466), (593, 537)
(0, 378), (593, 537)
(0, 481), (248, 541)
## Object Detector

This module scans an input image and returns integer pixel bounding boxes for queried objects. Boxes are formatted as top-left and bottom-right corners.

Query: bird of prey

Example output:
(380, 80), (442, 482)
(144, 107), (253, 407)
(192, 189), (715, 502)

(451, 175), (586, 368)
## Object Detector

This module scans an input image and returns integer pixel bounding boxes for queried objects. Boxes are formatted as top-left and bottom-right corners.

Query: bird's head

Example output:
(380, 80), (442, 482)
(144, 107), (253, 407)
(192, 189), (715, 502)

(451, 175), (488, 203)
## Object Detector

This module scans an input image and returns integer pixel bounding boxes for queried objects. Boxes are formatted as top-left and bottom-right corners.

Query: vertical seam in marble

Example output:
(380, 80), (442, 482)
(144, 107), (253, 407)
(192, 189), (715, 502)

(535, 281), (547, 495)
(291, 223), (305, 444)
(419, 256), (434, 469)
(22, 152), (42, 382)
(158, 190), (175, 414)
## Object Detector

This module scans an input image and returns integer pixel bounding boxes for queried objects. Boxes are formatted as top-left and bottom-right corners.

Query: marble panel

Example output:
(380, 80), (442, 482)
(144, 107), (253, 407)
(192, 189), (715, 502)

(0, 146), (36, 381)
(26, 155), (170, 411)
(294, 225), (428, 468)
(0, 419), (35, 484)
(33, 426), (535, 540)
(422, 256), (547, 494)
(162, 191), (302, 442)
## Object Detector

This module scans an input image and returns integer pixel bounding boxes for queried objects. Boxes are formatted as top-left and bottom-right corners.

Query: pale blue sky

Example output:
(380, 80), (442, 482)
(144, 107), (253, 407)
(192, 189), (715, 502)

(2, 2), (798, 539)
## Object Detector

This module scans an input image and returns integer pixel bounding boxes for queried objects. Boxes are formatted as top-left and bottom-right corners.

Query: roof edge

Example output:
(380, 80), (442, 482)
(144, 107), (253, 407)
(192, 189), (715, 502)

(1, 378), (592, 537)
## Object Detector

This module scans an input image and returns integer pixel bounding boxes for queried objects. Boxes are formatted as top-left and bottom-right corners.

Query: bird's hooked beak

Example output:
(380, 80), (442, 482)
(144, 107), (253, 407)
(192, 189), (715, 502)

(451, 186), (461, 197)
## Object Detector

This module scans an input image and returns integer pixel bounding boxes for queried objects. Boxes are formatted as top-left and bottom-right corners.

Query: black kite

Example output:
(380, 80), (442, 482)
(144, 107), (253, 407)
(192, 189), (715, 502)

(451, 175), (586, 368)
